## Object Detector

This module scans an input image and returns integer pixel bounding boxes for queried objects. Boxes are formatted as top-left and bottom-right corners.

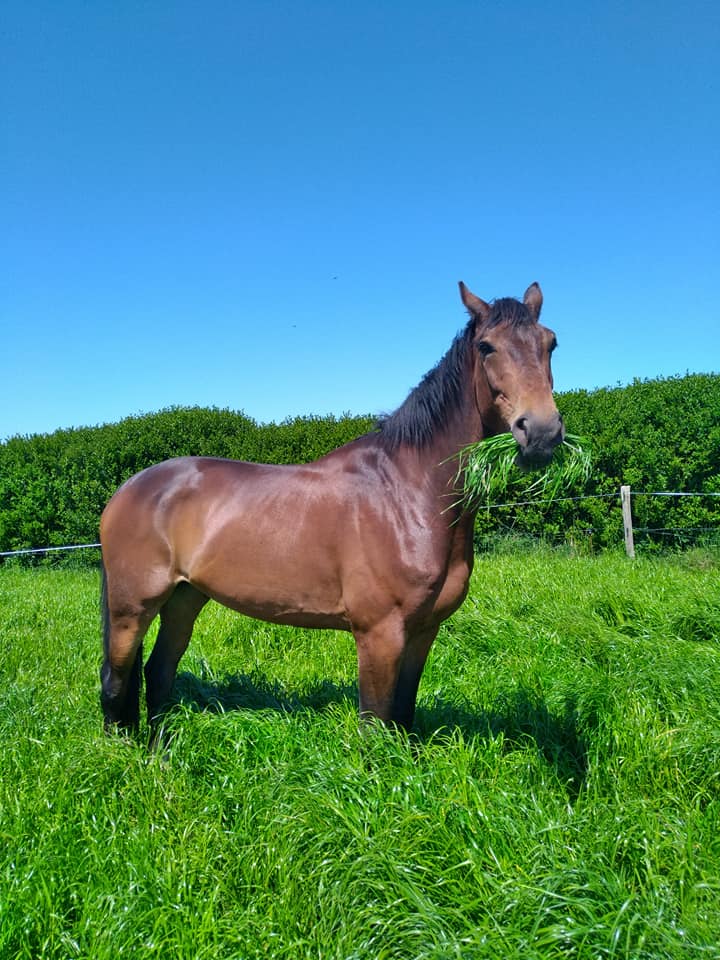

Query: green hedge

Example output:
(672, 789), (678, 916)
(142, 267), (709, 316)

(1, 373), (718, 558)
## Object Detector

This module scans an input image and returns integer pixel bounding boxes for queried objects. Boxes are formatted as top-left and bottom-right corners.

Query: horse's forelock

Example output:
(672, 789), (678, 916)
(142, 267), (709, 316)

(485, 297), (535, 329)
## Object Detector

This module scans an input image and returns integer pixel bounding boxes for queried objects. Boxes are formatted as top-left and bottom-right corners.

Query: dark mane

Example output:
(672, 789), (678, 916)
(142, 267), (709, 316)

(485, 297), (535, 328)
(375, 296), (536, 451)
(376, 318), (475, 451)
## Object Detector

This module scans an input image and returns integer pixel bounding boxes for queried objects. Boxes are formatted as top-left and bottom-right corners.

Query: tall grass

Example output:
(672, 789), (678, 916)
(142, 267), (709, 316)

(1, 550), (719, 958)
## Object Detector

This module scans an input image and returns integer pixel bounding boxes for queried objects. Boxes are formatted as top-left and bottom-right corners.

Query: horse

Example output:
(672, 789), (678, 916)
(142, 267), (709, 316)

(100, 280), (564, 737)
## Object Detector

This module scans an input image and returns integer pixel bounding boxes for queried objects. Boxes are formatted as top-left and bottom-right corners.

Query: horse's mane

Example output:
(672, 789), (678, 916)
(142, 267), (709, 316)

(375, 297), (535, 451)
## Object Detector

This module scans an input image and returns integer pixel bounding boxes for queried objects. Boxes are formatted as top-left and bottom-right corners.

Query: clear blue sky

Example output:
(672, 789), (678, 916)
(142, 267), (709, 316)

(2, 1), (719, 442)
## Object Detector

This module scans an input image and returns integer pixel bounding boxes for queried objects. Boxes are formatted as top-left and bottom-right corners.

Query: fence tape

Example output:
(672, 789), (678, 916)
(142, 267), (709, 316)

(0, 543), (101, 558)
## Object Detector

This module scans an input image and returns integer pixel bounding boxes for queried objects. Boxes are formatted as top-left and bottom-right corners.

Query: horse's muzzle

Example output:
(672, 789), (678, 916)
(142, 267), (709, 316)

(511, 411), (565, 470)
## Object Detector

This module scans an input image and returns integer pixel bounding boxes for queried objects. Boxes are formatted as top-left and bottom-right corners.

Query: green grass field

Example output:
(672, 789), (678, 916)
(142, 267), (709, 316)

(1, 549), (720, 959)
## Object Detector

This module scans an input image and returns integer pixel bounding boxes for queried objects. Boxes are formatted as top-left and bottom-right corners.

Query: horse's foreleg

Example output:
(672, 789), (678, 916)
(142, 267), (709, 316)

(144, 583), (208, 732)
(391, 626), (439, 731)
(355, 618), (439, 732)
(354, 613), (408, 727)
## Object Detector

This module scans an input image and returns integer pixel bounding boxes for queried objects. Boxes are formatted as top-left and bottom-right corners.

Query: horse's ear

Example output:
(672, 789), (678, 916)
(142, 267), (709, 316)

(458, 281), (490, 322)
(523, 282), (543, 319)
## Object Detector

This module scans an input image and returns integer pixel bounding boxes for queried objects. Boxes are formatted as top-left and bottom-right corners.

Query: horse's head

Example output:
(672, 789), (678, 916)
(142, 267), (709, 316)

(459, 280), (564, 469)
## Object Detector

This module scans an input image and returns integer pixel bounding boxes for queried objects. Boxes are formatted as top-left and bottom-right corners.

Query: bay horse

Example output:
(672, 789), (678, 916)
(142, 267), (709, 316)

(100, 280), (563, 736)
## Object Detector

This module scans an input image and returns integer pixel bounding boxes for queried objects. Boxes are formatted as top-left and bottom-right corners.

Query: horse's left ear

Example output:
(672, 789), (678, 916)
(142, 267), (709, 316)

(458, 281), (490, 322)
(523, 282), (543, 319)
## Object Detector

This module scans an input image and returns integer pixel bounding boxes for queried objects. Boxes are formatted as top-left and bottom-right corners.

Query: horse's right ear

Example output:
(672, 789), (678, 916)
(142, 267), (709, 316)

(458, 281), (490, 322)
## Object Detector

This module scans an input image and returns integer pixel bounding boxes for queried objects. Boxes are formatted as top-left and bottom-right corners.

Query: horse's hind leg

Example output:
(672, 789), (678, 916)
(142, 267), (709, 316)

(100, 632), (146, 734)
(100, 572), (161, 734)
(144, 582), (208, 732)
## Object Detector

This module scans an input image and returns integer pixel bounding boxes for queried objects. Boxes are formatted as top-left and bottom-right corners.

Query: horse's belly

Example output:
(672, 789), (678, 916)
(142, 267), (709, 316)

(183, 528), (349, 630)
(209, 595), (350, 631)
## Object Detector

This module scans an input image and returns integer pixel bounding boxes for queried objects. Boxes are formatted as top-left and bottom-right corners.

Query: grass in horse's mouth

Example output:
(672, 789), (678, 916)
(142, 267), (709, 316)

(451, 432), (591, 509)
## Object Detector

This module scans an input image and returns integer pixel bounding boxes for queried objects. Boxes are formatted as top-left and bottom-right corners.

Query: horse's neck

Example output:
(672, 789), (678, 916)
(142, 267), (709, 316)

(398, 386), (484, 527)
(428, 380), (485, 483)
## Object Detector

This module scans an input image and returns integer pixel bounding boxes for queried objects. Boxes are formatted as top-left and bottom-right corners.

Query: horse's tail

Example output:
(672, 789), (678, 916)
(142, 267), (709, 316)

(100, 561), (143, 733)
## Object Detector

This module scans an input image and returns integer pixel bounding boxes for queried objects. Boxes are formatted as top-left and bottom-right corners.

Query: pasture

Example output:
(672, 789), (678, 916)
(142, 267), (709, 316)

(1, 548), (719, 959)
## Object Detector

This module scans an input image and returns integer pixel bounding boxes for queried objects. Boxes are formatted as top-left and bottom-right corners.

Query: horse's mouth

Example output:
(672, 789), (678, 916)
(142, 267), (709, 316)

(514, 444), (560, 472)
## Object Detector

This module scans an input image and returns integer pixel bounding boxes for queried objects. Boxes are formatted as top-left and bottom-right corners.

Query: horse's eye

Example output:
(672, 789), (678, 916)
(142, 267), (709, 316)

(477, 340), (495, 357)
(549, 337), (558, 353)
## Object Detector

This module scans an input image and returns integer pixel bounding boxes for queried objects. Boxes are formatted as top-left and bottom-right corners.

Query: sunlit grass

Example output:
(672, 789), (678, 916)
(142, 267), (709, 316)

(1, 551), (719, 958)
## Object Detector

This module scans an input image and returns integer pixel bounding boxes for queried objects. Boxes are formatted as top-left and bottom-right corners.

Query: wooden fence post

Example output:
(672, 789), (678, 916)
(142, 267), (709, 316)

(620, 485), (635, 558)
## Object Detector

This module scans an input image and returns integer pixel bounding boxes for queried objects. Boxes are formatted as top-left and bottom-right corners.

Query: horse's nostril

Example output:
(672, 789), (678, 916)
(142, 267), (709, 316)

(512, 416), (529, 445)
(512, 412), (564, 456)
